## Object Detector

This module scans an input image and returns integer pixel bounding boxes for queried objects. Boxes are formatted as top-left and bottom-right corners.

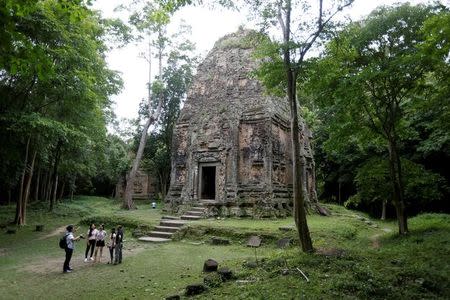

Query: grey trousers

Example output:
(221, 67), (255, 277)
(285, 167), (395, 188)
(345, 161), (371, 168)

(114, 242), (122, 263)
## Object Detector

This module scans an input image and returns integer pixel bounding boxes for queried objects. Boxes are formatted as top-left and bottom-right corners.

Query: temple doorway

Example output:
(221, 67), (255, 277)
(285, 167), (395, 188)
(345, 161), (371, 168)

(200, 165), (216, 199)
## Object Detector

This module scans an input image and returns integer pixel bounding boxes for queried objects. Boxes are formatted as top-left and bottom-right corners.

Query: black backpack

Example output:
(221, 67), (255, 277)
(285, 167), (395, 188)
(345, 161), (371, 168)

(59, 233), (69, 249)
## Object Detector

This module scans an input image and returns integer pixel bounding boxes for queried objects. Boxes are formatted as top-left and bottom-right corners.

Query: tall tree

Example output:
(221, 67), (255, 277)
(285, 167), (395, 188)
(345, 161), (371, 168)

(307, 3), (442, 234)
(141, 25), (196, 200)
(245, 0), (353, 252)
(121, 1), (170, 209)
(0, 0), (123, 222)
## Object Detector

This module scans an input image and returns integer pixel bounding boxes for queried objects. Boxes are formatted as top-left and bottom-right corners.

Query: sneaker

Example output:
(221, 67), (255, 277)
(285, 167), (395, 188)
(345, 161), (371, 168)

(89, 257), (94, 261)
(68, 267), (74, 271)
(63, 270), (72, 273)
(84, 258), (88, 262)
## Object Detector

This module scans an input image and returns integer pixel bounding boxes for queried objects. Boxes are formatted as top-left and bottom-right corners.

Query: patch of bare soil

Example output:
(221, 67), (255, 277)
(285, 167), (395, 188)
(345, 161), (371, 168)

(38, 225), (67, 240)
(370, 234), (382, 249)
(23, 245), (146, 275)
(370, 228), (392, 249)
(0, 248), (6, 257)
(316, 247), (346, 257)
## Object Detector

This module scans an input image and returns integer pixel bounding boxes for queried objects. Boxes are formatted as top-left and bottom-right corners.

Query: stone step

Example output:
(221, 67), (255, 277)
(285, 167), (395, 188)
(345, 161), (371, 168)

(199, 200), (220, 206)
(148, 231), (174, 239)
(191, 207), (206, 212)
(154, 225), (180, 233)
(181, 215), (202, 221)
(185, 210), (204, 216)
(138, 236), (171, 243)
(161, 215), (180, 220)
(160, 220), (186, 227)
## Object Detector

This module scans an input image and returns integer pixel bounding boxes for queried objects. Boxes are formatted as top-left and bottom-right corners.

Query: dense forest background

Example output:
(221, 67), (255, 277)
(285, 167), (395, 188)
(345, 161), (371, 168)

(0, 0), (448, 226)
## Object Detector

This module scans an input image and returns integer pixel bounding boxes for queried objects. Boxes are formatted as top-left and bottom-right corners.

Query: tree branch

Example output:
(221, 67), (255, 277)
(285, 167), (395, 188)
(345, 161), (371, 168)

(298, 0), (354, 63)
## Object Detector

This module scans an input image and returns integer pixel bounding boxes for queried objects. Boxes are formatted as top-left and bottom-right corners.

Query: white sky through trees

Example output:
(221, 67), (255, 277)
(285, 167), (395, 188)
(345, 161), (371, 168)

(92, 0), (435, 121)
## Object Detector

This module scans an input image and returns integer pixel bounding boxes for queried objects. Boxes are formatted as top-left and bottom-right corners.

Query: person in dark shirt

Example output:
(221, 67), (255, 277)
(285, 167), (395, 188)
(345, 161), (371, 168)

(114, 225), (123, 264)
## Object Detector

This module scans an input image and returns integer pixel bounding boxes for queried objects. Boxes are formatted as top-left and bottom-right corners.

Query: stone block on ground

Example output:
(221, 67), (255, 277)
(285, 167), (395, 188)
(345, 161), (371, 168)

(185, 283), (207, 296)
(203, 259), (219, 272)
(278, 226), (294, 232)
(277, 237), (291, 249)
(218, 267), (233, 281)
(247, 236), (261, 247)
(204, 272), (223, 288)
(244, 261), (258, 269)
(210, 236), (230, 245)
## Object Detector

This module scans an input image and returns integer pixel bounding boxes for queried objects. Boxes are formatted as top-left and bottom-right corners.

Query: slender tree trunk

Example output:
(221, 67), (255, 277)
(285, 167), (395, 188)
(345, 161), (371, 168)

(45, 172), (52, 202)
(58, 180), (65, 202)
(387, 136), (408, 234)
(7, 190), (11, 206)
(15, 137), (30, 224)
(381, 199), (387, 220)
(280, 0), (313, 253)
(338, 181), (341, 205)
(49, 141), (62, 212)
(52, 174), (58, 205)
(34, 167), (41, 202)
(20, 149), (37, 225)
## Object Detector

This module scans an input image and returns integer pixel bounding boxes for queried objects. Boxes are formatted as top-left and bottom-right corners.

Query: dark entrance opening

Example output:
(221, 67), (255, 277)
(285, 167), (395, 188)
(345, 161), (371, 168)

(201, 166), (216, 199)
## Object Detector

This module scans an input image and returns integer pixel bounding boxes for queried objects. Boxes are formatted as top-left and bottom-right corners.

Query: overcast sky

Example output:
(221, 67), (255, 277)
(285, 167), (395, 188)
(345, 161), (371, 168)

(92, 0), (438, 120)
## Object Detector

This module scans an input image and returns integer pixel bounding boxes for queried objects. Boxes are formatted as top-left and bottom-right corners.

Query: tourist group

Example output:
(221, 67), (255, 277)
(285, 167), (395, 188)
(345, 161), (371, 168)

(62, 223), (124, 273)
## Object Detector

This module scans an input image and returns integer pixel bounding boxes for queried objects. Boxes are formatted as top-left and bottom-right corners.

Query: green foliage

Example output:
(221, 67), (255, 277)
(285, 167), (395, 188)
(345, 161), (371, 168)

(305, 3), (449, 215)
(0, 0), (124, 205)
(345, 157), (445, 214)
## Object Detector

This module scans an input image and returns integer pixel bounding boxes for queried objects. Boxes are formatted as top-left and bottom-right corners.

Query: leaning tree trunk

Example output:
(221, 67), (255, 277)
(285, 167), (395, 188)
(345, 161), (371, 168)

(123, 99), (162, 209)
(387, 135), (408, 234)
(123, 36), (164, 210)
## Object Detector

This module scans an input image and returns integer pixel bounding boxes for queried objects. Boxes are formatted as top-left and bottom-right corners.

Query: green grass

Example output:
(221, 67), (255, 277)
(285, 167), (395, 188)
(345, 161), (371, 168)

(0, 197), (448, 299)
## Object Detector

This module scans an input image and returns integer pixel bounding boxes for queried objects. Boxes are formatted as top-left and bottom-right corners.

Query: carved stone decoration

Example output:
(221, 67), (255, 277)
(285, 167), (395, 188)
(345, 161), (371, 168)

(165, 29), (317, 217)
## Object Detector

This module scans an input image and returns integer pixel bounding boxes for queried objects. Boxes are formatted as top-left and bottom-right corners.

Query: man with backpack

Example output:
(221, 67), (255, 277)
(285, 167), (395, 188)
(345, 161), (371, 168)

(62, 225), (83, 273)
(114, 225), (124, 265)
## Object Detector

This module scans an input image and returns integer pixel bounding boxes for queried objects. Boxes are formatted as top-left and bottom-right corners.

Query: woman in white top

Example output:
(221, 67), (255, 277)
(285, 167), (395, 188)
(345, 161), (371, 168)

(84, 223), (98, 262)
(94, 224), (107, 263)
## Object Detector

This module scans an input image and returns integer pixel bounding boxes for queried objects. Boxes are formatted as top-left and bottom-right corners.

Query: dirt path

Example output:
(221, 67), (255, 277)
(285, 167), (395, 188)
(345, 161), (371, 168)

(370, 228), (392, 249)
(23, 245), (146, 275)
(38, 225), (67, 240)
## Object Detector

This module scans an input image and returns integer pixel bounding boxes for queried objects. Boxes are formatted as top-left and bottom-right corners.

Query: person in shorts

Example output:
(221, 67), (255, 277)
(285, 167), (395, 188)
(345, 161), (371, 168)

(94, 224), (106, 263)
(84, 223), (98, 262)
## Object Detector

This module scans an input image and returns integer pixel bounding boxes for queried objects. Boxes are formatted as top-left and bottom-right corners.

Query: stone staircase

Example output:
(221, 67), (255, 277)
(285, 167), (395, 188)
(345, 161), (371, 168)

(138, 216), (186, 243)
(138, 204), (206, 243)
(180, 205), (206, 220)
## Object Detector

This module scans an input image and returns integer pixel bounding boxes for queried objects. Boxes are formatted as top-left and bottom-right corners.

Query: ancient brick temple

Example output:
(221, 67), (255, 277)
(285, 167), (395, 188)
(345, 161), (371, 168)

(165, 29), (317, 217)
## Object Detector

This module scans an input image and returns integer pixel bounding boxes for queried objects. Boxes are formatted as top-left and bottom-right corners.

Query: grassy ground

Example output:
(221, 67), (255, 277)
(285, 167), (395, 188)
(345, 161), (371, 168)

(0, 197), (448, 299)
